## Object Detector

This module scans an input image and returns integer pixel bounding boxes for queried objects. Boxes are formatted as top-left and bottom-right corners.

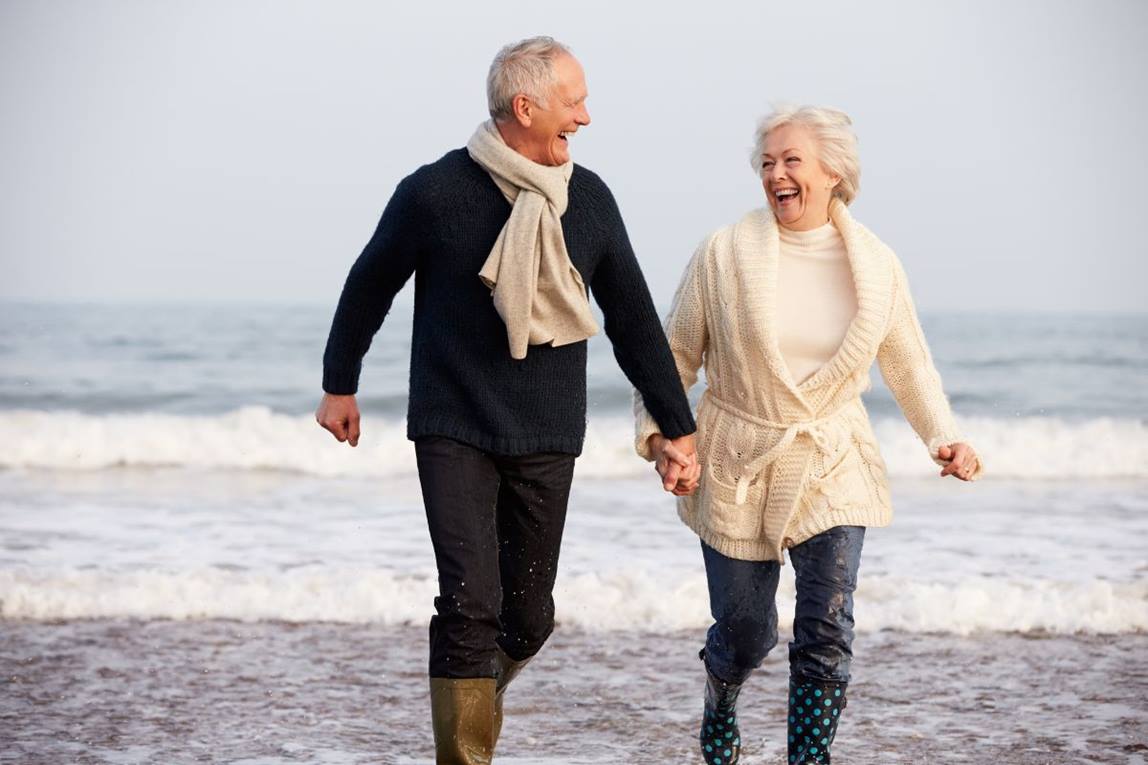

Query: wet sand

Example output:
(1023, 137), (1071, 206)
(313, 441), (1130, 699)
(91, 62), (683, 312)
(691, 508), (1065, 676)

(2, 621), (1146, 764)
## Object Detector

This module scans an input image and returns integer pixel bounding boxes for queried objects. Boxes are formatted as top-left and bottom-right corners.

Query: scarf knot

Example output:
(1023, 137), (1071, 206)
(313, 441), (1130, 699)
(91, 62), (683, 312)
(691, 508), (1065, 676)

(466, 120), (599, 360)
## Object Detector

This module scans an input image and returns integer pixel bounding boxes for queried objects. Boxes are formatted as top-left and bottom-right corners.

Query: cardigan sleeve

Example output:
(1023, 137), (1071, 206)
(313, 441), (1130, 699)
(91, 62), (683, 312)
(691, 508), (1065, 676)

(876, 255), (981, 479)
(321, 176), (422, 395)
(632, 236), (711, 461)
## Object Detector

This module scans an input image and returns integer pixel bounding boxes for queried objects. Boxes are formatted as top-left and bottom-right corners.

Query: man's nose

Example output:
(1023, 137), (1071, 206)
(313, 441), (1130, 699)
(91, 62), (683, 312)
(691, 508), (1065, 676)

(577, 104), (591, 126)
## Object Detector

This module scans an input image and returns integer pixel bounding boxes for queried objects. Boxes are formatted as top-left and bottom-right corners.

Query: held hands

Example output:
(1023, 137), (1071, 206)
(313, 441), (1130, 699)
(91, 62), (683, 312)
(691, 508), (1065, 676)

(648, 433), (701, 496)
(938, 442), (979, 481)
(316, 393), (361, 447)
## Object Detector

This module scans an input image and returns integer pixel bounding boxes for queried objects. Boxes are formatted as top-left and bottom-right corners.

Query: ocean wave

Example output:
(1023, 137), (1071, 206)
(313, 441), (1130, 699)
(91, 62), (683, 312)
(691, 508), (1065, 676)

(2, 567), (1144, 635)
(1, 408), (1146, 479)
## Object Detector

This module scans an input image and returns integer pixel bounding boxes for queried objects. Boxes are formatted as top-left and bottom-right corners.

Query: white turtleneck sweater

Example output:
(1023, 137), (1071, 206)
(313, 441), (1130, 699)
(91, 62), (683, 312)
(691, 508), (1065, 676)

(776, 221), (858, 385)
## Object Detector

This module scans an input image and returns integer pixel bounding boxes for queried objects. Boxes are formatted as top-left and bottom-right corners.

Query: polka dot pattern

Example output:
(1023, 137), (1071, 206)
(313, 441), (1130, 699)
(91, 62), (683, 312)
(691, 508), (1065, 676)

(787, 678), (847, 764)
(700, 673), (742, 765)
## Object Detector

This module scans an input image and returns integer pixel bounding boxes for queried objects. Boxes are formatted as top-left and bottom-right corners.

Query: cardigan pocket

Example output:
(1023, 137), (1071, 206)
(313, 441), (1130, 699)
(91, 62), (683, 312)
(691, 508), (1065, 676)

(696, 408), (770, 540)
(805, 442), (872, 515)
(700, 464), (766, 540)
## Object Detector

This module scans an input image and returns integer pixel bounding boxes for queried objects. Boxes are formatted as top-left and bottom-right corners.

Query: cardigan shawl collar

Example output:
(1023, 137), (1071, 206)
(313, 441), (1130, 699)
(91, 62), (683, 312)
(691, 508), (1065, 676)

(733, 198), (894, 411)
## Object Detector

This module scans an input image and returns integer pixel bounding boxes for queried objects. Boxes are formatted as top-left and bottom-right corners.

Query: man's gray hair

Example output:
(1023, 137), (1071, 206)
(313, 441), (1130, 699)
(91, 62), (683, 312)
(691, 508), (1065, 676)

(486, 36), (572, 121)
(749, 105), (861, 206)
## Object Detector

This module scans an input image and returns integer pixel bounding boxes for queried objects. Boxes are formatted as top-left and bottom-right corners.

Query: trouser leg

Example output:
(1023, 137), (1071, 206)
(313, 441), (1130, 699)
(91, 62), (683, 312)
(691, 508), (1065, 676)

(415, 437), (503, 680)
(490, 450), (574, 745)
(492, 450), (575, 662)
(701, 540), (781, 685)
(786, 525), (865, 764)
(788, 525), (865, 684)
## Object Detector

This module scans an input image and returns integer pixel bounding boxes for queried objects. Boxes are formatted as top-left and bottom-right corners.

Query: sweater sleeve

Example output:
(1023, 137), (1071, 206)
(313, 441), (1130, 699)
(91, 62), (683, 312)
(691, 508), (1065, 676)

(632, 236), (710, 461)
(876, 255), (981, 479)
(321, 176), (422, 395)
(588, 187), (696, 443)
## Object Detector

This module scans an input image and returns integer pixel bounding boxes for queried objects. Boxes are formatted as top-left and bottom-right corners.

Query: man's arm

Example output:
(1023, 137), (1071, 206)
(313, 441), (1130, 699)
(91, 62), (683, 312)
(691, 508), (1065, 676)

(635, 235), (711, 494)
(587, 183), (697, 447)
(317, 176), (422, 446)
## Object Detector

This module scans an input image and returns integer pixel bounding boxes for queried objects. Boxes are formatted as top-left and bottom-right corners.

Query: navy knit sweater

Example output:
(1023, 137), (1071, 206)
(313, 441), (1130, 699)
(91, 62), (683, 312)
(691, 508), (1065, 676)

(322, 149), (695, 456)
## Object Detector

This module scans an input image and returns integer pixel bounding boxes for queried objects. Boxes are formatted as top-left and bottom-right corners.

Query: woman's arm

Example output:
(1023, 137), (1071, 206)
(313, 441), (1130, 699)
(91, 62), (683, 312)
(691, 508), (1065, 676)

(876, 256), (982, 480)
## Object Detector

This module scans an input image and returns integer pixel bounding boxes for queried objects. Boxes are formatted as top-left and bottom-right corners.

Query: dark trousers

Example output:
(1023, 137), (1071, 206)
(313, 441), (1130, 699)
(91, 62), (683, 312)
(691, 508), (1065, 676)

(702, 525), (865, 685)
(414, 436), (576, 679)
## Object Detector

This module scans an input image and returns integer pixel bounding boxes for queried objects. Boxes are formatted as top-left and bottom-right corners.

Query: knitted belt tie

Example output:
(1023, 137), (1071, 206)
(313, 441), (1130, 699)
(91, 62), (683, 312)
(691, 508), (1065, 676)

(703, 391), (843, 505)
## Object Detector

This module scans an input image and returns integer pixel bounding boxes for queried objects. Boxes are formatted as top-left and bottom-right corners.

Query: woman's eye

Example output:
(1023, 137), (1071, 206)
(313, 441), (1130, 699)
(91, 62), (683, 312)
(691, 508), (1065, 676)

(786, 157), (800, 164)
(762, 161), (774, 169)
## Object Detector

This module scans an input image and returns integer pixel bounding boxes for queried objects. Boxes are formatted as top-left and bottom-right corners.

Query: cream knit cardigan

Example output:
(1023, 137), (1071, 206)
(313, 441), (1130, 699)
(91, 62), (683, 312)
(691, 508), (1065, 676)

(635, 200), (980, 562)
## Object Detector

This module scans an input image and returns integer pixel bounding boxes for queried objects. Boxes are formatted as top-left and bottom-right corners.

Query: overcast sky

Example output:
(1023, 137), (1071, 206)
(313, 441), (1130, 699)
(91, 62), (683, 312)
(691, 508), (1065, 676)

(2, 0), (1145, 312)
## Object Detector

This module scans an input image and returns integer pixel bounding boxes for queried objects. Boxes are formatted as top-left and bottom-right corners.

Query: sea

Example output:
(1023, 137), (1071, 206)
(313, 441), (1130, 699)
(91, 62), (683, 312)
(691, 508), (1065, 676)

(1, 300), (1146, 764)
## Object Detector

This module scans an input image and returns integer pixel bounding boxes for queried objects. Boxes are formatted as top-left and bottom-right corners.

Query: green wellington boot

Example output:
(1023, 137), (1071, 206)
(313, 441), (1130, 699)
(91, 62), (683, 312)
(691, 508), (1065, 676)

(429, 677), (497, 765)
(492, 648), (532, 748)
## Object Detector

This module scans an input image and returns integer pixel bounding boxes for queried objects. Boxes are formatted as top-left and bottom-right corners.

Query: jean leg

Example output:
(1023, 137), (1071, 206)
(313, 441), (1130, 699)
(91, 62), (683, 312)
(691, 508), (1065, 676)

(701, 540), (781, 685)
(492, 451), (576, 661)
(415, 437), (503, 679)
(788, 525), (865, 684)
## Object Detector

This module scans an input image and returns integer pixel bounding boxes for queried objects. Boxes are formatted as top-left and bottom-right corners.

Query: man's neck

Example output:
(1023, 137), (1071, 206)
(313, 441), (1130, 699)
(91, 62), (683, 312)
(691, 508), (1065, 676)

(493, 119), (543, 164)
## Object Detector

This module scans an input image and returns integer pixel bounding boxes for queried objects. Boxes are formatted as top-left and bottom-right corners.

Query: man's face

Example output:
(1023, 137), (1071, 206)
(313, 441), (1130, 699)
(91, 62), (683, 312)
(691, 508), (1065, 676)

(519, 53), (591, 166)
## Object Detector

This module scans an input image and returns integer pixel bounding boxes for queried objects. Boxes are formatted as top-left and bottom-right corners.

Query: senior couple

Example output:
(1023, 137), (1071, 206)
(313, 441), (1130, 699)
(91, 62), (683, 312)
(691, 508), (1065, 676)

(317, 36), (980, 765)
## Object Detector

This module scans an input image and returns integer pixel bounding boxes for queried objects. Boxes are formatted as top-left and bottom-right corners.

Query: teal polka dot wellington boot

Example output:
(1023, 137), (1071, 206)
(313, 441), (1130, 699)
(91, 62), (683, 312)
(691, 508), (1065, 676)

(699, 660), (743, 764)
(787, 677), (847, 764)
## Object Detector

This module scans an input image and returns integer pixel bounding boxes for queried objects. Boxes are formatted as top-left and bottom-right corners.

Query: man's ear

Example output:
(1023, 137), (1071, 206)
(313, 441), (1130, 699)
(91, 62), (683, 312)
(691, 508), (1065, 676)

(511, 94), (533, 128)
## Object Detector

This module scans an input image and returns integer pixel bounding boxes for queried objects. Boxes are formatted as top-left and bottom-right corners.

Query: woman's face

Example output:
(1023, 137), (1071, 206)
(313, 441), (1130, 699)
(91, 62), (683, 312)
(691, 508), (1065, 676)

(760, 123), (840, 231)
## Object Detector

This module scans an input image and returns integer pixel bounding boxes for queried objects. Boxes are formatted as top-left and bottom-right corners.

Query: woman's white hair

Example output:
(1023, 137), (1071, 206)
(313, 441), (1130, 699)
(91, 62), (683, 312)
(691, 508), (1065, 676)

(486, 36), (572, 121)
(749, 105), (861, 206)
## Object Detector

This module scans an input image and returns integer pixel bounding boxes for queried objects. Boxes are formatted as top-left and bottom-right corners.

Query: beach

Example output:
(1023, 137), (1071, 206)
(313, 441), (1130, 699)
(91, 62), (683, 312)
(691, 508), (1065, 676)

(4, 622), (1146, 764)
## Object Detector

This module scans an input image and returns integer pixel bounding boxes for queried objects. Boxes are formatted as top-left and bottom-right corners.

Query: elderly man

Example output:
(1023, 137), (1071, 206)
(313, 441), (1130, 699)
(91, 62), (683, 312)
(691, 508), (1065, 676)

(316, 37), (698, 763)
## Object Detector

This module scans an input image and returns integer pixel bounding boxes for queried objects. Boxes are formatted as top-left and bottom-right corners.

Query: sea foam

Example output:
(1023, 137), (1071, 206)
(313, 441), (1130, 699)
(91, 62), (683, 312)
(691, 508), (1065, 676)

(1, 408), (1146, 480)
(2, 566), (1144, 635)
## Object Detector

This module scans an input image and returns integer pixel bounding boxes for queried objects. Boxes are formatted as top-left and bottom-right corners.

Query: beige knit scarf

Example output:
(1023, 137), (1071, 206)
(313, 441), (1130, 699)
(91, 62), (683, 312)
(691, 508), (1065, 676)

(466, 120), (599, 360)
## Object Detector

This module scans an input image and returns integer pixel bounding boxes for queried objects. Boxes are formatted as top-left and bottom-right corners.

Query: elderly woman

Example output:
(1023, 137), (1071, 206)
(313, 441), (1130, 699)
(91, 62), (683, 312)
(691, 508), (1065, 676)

(635, 105), (981, 765)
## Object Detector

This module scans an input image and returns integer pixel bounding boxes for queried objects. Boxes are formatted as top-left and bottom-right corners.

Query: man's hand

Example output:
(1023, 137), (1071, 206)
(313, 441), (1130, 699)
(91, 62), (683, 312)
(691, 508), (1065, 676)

(938, 442), (979, 481)
(648, 433), (701, 495)
(316, 393), (361, 447)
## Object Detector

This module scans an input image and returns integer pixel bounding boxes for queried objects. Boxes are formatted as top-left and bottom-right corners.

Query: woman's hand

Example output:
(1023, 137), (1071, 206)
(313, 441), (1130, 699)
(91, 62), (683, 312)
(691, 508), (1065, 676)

(938, 442), (979, 481)
(648, 433), (702, 495)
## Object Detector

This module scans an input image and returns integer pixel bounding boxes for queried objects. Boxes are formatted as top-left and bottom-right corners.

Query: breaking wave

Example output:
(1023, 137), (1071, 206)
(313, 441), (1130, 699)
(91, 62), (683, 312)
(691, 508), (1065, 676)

(2, 566), (1144, 635)
(1, 408), (1146, 480)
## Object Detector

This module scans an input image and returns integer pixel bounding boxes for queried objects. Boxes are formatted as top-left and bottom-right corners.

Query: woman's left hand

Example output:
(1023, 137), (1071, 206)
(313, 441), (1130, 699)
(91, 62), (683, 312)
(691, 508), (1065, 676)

(938, 442), (979, 481)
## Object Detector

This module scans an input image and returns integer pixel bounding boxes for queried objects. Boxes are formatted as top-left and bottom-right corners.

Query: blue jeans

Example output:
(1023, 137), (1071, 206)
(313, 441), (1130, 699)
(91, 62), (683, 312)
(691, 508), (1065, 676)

(701, 525), (865, 686)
